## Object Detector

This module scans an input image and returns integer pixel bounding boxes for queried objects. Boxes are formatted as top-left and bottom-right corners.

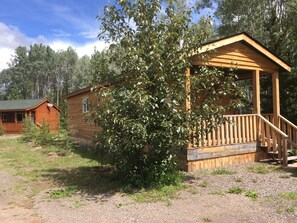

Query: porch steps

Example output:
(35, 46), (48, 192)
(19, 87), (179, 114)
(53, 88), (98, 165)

(259, 146), (297, 163)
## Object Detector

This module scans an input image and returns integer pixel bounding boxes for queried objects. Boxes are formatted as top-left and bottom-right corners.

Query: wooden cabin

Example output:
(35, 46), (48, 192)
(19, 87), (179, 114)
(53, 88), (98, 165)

(64, 87), (99, 143)
(0, 99), (60, 134)
(65, 33), (297, 171)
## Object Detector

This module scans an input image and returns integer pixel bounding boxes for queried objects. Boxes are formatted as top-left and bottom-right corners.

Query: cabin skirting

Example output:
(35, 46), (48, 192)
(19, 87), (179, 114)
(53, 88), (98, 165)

(186, 142), (268, 171)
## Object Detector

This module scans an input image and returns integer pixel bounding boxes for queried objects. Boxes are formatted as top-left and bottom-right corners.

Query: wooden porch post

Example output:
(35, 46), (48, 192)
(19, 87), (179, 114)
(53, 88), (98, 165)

(186, 67), (192, 149)
(272, 71), (280, 128)
(253, 70), (260, 114)
(253, 70), (261, 141)
(186, 67), (191, 112)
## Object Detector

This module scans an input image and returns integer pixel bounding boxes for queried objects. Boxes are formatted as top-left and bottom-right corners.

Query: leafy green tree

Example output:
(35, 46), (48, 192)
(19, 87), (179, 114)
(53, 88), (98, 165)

(73, 55), (92, 90)
(91, 0), (240, 187)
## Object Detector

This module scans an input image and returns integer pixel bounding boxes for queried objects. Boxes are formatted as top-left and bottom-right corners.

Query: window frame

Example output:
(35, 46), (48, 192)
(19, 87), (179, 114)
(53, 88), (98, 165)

(2, 113), (7, 122)
(82, 97), (89, 113)
(16, 113), (26, 122)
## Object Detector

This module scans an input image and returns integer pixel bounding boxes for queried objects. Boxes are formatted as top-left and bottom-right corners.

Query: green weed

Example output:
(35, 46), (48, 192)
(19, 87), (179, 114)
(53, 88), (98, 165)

(198, 181), (208, 187)
(247, 164), (281, 174)
(245, 189), (259, 200)
(49, 186), (78, 199)
(209, 191), (225, 196)
(227, 187), (244, 194)
(211, 169), (236, 175)
(234, 177), (242, 183)
(280, 192), (297, 200)
(131, 184), (184, 203)
(202, 217), (212, 222)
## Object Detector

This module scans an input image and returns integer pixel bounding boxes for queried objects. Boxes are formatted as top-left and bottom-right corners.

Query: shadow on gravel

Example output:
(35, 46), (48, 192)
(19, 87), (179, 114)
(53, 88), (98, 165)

(42, 145), (127, 197)
(42, 165), (124, 197)
(282, 166), (297, 178)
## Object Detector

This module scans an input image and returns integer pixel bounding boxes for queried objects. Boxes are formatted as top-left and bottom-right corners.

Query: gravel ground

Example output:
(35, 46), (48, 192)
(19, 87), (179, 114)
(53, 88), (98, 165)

(34, 163), (297, 223)
(1, 162), (297, 223)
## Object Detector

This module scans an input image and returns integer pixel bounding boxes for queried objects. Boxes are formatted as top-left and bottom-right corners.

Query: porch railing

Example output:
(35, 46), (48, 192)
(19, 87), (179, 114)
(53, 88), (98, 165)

(262, 114), (297, 150)
(279, 115), (297, 149)
(191, 114), (258, 148)
(191, 113), (291, 166)
(257, 114), (288, 165)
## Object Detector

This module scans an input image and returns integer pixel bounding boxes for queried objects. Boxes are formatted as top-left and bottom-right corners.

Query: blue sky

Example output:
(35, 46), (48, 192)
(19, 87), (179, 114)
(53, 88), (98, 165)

(0, 0), (112, 71)
(0, 0), (215, 71)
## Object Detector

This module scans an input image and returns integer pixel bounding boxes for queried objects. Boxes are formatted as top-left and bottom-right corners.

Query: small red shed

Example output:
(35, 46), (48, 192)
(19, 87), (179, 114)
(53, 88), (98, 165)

(0, 99), (60, 134)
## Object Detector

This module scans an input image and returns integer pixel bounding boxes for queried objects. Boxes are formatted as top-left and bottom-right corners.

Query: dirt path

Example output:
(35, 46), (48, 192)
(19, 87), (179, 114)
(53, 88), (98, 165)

(0, 171), (43, 223)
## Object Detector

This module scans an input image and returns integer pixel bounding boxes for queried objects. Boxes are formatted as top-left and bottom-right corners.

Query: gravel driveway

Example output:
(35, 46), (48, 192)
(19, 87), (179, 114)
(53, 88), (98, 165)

(1, 162), (296, 223)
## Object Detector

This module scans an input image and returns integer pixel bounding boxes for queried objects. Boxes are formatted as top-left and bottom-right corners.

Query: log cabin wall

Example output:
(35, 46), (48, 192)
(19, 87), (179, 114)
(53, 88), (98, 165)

(35, 102), (60, 132)
(67, 90), (99, 141)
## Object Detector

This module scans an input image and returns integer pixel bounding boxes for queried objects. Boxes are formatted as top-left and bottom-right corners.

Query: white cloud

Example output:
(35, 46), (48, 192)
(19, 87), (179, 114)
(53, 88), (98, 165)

(49, 40), (109, 57)
(51, 29), (71, 37)
(0, 47), (14, 71)
(0, 22), (34, 71)
(0, 22), (109, 72)
(0, 22), (33, 48)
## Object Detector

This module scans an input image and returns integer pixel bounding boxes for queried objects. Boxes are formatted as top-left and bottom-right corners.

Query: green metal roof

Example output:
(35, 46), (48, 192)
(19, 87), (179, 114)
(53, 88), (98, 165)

(0, 99), (45, 111)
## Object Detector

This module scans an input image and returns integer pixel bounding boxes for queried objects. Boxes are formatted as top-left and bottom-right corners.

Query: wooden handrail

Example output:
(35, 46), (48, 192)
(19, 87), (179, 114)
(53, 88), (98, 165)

(257, 114), (288, 138)
(223, 114), (257, 118)
(280, 115), (297, 130)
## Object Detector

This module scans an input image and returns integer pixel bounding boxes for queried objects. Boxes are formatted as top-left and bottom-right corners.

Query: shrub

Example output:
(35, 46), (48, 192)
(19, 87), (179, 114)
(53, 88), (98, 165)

(35, 120), (52, 145)
(92, 0), (241, 188)
(0, 123), (4, 136)
(22, 118), (38, 141)
(22, 118), (74, 151)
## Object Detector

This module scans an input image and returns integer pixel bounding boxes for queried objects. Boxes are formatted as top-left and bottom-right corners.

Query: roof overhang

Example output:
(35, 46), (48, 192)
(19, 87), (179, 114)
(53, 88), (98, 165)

(0, 99), (61, 113)
(191, 32), (291, 73)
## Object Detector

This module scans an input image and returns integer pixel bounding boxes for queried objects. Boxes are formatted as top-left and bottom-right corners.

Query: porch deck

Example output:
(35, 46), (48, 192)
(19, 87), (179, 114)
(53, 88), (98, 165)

(187, 114), (297, 171)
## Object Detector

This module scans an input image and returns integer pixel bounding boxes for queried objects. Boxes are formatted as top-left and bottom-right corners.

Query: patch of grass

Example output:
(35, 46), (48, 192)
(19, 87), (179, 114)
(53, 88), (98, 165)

(202, 217), (212, 222)
(164, 199), (172, 206)
(245, 189), (259, 200)
(71, 199), (85, 209)
(234, 177), (242, 183)
(252, 179), (257, 183)
(209, 191), (225, 196)
(247, 164), (281, 174)
(280, 192), (297, 200)
(186, 188), (198, 195)
(227, 187), (244, 194)
(198, 181), (208, 187)
(49, 186), (78, 199)
(131, 184), (184, 203)
(287, 206), (296, 213)
(211, 169), (236, 175)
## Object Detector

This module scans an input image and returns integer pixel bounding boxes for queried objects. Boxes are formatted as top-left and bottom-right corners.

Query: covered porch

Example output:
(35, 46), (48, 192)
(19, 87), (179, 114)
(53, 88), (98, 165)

(0, 111), (35, 134)
(186, 33), (296, 171)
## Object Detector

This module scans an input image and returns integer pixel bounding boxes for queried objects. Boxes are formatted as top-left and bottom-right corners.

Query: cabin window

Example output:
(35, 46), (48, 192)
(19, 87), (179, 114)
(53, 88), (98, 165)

(17, 113), (25, 122)
(2, 113), (7, 122)
(82, 97), (89, 113)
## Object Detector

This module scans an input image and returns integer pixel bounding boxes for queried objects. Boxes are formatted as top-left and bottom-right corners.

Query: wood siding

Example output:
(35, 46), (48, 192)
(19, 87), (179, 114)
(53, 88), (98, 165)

(67, 91), (99, 140)
(35, 102), (60, 132)
(191, 42), (279, 73)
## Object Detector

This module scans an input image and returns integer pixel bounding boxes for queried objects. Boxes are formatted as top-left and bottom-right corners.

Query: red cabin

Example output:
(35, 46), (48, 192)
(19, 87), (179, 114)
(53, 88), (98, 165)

(0, 99), (60, 134)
